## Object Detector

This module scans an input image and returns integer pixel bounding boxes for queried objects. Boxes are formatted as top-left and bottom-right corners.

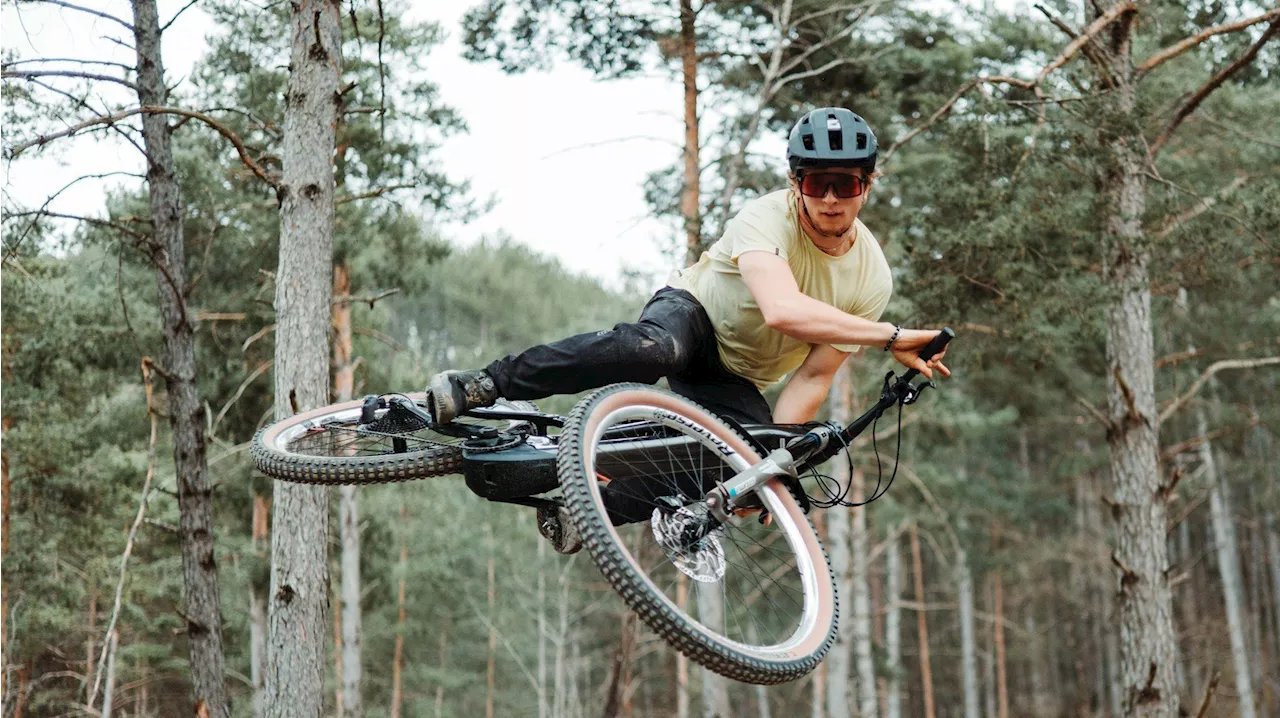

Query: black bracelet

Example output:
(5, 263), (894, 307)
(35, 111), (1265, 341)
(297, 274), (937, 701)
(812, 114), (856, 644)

(884, 324), (901, 351)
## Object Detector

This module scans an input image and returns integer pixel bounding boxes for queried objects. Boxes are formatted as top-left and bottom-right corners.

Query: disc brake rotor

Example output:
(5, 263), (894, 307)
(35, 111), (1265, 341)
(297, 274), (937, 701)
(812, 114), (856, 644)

(650, 502), (726, 583)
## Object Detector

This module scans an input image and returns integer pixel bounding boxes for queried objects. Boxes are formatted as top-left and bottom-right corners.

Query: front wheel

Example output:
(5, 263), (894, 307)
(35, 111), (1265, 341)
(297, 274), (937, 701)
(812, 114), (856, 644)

(557, 384), (838, 685)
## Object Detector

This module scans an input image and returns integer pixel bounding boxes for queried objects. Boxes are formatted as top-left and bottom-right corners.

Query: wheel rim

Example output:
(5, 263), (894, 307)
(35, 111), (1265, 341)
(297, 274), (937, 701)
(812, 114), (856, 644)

(581, 399), (833, 662)
(265, 394), (517, 459)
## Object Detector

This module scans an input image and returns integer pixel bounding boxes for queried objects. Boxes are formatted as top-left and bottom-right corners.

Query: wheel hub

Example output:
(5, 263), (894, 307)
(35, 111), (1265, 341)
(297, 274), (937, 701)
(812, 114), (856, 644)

(650, 502), (726, 583)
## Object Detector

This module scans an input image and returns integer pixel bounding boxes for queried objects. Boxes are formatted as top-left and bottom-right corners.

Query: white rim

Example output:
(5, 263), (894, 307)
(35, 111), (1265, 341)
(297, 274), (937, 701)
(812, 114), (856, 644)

(584, 403), (827, 662)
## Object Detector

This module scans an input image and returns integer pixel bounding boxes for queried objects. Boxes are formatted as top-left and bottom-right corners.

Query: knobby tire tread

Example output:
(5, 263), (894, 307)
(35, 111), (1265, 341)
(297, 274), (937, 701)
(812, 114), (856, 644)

(557, 383), (839, 685)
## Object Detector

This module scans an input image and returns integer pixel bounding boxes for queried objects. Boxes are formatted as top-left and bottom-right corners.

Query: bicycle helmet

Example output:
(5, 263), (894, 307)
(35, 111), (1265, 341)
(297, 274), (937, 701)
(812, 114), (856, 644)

(787, 107), (878, 173)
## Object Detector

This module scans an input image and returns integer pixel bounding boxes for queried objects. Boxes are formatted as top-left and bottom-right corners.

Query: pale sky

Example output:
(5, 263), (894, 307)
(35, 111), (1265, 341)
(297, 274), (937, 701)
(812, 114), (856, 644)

(1, 1), (706, 291)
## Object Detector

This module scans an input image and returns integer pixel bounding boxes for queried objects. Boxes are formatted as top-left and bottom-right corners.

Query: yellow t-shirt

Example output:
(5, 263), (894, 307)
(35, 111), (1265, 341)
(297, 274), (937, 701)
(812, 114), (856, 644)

(667, 189), (893, 390)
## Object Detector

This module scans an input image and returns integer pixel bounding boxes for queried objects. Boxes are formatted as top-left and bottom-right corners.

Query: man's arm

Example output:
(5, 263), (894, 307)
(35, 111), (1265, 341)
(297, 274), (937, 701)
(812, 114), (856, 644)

(738, 250), (950, 378)
(774, 344), (850, 424)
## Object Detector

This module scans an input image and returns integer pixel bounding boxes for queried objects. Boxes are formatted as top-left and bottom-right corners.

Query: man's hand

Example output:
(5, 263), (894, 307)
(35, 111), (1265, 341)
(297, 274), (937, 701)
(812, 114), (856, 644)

(890, 329), (952, 379)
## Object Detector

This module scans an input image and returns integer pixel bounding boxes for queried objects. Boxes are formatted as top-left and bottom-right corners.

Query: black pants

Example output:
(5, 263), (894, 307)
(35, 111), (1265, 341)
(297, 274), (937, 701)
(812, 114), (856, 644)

(484, 287), (772, 524)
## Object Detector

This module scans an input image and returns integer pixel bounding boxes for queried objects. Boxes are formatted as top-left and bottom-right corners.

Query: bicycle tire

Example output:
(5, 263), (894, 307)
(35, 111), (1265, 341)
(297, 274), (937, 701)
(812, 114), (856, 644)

(557, 383), (838, 685)
(252, 393), (524, 485)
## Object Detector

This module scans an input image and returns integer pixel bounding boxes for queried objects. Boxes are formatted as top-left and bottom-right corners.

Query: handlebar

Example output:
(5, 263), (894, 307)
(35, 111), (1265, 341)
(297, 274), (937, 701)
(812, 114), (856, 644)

(900, 327), (955, 383)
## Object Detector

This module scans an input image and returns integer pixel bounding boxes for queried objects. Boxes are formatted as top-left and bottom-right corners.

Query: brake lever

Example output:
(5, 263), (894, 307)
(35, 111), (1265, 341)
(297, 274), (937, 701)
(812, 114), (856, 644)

(901, 378), (935, 405)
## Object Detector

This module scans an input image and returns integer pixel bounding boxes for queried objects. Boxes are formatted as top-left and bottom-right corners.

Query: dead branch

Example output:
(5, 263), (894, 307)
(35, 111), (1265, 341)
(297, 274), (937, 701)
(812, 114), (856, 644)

(898, 464), (963, 558)
(160, 0), (201, 32)
(195, 312), (248, 322)
(1073, 393), (1114, 430)
(1033, 3), (1115, 84)
(2, 171), (143, 263)
(241, 324), (275, 354)
(1158, 356), (1280, 424)
(884, 76), (1031, 159)
(1151, 174), (1248, 239)
(2, 209), (148, 241)
(1160, 426), (1233, 461)
(353, 327), (405, 353)
(332, 288), (400, 307)
(36, 0), (133, 31)
(1138, 9), (1280, 75)
(1194, 672), (1221, 718)
(335, 184), (416, 204)
(1149, 20), (1280, 158)
(2, 69), (138, 91)
(1, 57), (134, 71)
(211, 360), (272, 437)
(1034, 1), (1136, 84)
(7, 105), (279, 189)
(88, 358), (159, 711)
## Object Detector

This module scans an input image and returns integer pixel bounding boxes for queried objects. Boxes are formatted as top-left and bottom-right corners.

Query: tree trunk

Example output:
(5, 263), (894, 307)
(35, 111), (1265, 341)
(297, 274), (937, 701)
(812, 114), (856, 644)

(538, 538), (547, 718)
(390, 504), (407, 718)
(697, 582), (731, 717)
(824, 362), (853, 717)
(487, 522), (497, 718)
(434, 619), (449, 718)
(851, 472), (876, 718)
(885, 523), (902, 718)
(1098, 12), (1178, 713)
(993, 562), (1009, 718)
(602, 612), (638, 718)
(1197, 404), (1256, 718)
(910, 525), (935, 718)
(251, 494), (269, 718)
(824, 488), (852, 717)
(1, 415), (9, 705)
(265, 1), (341, 715)
(677, 575), (690, 718)
(333, 264), (363, 718)
(101, 630), (119, 718)
(957, 546), (979, 718)
(678, 0), (702, 265)
(1267, 514), (1280, 676)
(129, 2), (229, 714)
(86, 587), (98, 703)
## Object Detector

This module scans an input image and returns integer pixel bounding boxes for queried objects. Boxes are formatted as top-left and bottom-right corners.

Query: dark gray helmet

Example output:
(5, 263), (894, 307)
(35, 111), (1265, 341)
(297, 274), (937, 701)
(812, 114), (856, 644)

(787, 107), (878, 173)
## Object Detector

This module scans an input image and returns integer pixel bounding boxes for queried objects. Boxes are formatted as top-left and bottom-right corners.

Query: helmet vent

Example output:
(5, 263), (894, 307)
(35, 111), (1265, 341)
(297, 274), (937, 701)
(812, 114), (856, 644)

(828, 129), (843, 151)
(802, 134), (815, 151)
(856, 132), (867, 150)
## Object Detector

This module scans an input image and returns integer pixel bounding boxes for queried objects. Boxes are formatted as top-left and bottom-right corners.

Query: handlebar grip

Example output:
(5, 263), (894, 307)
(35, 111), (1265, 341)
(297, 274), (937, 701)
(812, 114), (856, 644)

(918, 327), (955, 362)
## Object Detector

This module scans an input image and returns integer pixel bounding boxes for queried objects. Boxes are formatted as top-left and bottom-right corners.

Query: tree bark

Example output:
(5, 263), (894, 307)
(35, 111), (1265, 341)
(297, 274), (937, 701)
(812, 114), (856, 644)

(251, 494), (269, 718)
(434, 619), (449, 718)
(676, 575), (690, 718)
(487, 522), (497, 718)
(333, 264), (363, 718)
(824, 483), (852, 717)
(1, 414), (9, 705)
(265, 1), (341, 715)
(850, 468), (876, 718)
(390, 504), (406, 718)
(697, 582), (731, 717)
(1197, 404), (1256, 718)
(910, 525), (936, 718)
(957, 546), (979, 718)
(129, 1), (228, 714)
(993, 561), (1009, 718)
(602, 612), (638, 718)
(538, 537), (547, 718)
(1098, 9), (1179, 714)
(885, 523), (902, 718)
(679, 0), (702, 265)
(101, 630), (119, 718)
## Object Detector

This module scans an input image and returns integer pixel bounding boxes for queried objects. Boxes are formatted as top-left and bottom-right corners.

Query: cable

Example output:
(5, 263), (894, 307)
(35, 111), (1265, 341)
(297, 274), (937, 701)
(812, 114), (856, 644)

(804, 395), (905, 509)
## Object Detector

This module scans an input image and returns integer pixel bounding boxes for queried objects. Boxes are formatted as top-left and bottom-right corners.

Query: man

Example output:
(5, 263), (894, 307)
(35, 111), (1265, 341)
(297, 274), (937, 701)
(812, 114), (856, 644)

(426, 107), (949, 553)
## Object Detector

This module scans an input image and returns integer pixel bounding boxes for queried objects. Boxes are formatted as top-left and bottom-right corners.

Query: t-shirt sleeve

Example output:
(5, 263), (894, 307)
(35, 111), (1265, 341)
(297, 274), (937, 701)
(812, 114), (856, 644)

(723, 198), (792, 263)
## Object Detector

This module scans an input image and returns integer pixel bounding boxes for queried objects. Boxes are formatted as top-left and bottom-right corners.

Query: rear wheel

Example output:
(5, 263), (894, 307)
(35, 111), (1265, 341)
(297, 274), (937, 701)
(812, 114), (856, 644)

(252, 394), (530, 485)
(557, 384), (838, 685)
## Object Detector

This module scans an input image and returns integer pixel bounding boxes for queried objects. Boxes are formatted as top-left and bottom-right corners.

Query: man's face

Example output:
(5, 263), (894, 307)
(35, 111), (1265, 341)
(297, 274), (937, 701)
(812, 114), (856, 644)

(790, 167), (872, 238)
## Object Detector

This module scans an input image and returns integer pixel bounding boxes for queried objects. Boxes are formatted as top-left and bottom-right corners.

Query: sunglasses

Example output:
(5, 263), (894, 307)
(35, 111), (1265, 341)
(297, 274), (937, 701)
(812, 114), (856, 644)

(796, 172), (869, 199)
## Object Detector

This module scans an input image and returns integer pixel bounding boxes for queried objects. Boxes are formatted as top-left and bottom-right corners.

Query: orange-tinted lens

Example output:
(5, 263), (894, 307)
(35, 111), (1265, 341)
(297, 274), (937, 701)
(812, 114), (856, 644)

(798, 173), (864, 198)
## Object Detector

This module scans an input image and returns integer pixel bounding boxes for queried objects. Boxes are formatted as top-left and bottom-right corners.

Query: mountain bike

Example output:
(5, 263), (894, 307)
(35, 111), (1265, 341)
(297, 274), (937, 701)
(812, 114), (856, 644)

(252, 329), (954, 685)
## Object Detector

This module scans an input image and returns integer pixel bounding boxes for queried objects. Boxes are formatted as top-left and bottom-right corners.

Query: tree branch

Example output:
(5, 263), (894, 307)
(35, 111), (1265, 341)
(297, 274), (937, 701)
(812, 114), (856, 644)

(1138, 9), (1280, 75)
(332, 288), (400, 307)
(2, 69), (138, 91)
(1034, 1), (1136, 85)
(1158, 356), (1280, 424)
(1, 57), (134, 72)
(8, 105), (279, 188)
(335, 183), (416, 204)
(211, 360), (272, 437)
(884, 76), (1032, 159)
(87, 358), (158, 711)
(160, 0), (201, 32)
(35, 0), (133, 32)
(1151, 174), (1248, 239)
(1149, 20), (1280, 158)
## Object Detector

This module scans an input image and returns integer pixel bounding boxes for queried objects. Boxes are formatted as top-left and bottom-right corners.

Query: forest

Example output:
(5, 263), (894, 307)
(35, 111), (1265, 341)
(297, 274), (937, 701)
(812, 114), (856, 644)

(1, 0), (1278, 717)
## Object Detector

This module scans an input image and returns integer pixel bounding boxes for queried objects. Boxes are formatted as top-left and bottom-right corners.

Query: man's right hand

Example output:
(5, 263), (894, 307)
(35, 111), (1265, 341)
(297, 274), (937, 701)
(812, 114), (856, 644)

(890, 329), (952, 379)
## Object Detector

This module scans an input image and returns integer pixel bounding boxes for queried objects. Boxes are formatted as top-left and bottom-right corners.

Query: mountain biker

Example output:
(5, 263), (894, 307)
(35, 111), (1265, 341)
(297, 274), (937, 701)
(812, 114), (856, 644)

(426, 107), (950, 553)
